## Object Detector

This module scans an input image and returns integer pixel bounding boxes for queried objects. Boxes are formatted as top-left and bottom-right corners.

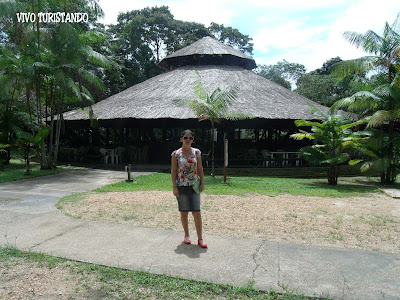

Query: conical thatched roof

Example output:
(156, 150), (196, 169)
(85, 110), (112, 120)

(63, 65), (327, 121)
(159, 36), (257, 70)
(62, 37), (328, 122)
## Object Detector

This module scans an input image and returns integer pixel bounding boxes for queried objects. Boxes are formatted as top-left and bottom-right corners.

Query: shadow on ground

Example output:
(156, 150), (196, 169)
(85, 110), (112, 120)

(174, 243), (208, 258)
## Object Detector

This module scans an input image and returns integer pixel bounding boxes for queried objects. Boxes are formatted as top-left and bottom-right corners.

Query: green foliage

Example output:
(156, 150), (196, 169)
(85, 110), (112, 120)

(108, 6), (187, 87)
(256, 60), (306, 90)
(173, 70), (253, 176)
(0, 160), (64, 182)
(332, 14), (400, 184)
(92, 173), (379, 198)
(14, 122), (48, 144)
(0, 0), (112, 169)
(295, 74), (339, 106)
(107, 6), (254, 92)
(0, 45), (37, 163)
(208, 22), (253, 55)
(291, 104), (364, 185)
(315, 56), (343, 75)
(342, 125), (400, 181)
(295, 57), (360, 107)
(174, 70), (252, 123)
(12, 124), (50, 170)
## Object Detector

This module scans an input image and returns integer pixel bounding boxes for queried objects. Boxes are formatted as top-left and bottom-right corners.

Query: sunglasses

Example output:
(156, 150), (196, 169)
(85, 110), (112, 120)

(183, 136), (194, 140)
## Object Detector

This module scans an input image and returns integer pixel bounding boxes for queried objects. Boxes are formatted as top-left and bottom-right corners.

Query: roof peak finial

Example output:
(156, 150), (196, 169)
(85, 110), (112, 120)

(159, 36), (256, 70)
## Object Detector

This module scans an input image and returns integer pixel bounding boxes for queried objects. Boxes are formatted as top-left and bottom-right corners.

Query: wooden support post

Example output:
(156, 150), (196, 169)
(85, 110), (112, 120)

(222, 139), (228, 184)
(255, 129), (259, 142)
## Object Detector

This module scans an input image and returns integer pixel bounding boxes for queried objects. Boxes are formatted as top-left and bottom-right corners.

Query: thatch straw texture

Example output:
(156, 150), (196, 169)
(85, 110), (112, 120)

(62, 65), (328, 122)
(159, 36), (257, 70)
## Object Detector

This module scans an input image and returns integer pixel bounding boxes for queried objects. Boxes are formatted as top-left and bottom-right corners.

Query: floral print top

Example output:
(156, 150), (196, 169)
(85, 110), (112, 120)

(171, 147), (201, 186)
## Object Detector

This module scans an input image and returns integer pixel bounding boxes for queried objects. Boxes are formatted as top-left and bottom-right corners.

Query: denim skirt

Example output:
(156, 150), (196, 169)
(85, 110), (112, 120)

(176, 186), (200, 212)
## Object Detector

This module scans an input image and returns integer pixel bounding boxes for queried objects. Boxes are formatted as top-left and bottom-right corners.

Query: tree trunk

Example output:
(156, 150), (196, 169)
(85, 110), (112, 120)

(25, 155), (30, 175)
(53, 94), (64, 169)
(49, 86), (55, 168)
(382, 65), (396, 184)
(33, 6), (49, 170)
(384, 121), (395, 184)
(327, 165), (338, 185)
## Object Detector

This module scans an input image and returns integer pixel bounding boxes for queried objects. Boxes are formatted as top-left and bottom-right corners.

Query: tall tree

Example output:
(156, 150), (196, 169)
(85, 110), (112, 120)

(315, 57), (343, 75)
(0, 0), (110, 169)
(107, 6), (177, 88)
(255, 60), (306, 90)
(332, 14), (400, 184)
(208, 22), (253, 55)
(107, 7), (254, 92)
(138, 6), (175, 63)
(295, 74), (340, 106)
(168, 20), (210, 52)
(87, 22), (125, 100)
(295, 57), (360, 106)
(0, 46), (35, 164)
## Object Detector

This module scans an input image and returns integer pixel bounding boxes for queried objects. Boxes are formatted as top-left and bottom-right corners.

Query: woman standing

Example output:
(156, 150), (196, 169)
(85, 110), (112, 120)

(171, 129), (207, 248)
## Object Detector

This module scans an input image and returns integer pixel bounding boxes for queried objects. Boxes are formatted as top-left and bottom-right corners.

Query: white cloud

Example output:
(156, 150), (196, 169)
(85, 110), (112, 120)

(254, 39), (332, 72)
(332, 0), (399, 34)
(98, 0), (158, 24)
(253, 20), (328, 52)
(318, 0), (400, 66)
(97, 0), (400, 72)
(246, 0), (349, 9)
(98, 0), (238, 26)
(252, 0), (400, 71)
(168, 0), (237, 26)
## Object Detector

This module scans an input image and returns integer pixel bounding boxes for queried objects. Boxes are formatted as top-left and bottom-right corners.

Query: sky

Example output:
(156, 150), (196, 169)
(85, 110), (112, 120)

(97, 0), (400, 72)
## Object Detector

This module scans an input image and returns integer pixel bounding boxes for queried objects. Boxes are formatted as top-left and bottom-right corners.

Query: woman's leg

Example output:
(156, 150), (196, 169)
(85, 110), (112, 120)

(193, 212), (207, 247)
(181, 211), (190, 238)
(192, 211), (203, 240)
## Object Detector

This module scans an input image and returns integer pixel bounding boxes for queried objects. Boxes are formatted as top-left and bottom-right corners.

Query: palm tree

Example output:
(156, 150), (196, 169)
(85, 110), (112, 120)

(173, 70), (252, 176)
(332, 14), (400, 183)
(352, 127), (400, 179)
(0, 47), (35, 164)
(291, 104), (364, 185)
(43, 25), (110, 168)
(332, 75), (400, 183)
(0, 0), (110, 169)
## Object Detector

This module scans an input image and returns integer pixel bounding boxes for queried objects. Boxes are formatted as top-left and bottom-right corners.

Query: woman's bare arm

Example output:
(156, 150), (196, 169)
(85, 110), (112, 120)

(197, 156), (205, 193)
(171, 156), (179, 196)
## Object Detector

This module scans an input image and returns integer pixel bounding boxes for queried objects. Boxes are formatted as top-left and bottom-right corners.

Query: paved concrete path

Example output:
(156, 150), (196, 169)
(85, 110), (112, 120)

(381, 188), (400, 199)
(0, 169), (399, 300)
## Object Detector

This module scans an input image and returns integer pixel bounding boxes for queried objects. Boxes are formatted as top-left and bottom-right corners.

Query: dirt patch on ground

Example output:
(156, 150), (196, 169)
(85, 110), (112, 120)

(60, 190), (400, 254)
(2, 190), (400, 299)
(0, 259), (102, 299)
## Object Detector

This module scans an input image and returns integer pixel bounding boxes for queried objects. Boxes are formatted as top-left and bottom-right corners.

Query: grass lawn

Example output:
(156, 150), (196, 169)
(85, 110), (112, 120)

(58, 172), (400, 254)
(0, 246), (322, 299)
(94, 172), (382, 197)
(0, 159), (78, 183)
(2, 171), (395, 298)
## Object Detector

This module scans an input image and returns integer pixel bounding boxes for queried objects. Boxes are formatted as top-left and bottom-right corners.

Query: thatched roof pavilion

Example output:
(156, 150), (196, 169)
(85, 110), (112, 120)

(61, 37), (328, 165)
(63, 36), (327, 126)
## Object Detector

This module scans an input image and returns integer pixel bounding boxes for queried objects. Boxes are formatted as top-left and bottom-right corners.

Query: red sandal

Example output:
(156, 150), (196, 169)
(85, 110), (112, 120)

(183, 235), (191, 244)
(198, 239), (208, 248)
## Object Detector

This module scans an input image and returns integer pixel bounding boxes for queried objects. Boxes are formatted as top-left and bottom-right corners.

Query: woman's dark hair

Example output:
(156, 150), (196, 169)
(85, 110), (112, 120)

(181, 129), (194, 138)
